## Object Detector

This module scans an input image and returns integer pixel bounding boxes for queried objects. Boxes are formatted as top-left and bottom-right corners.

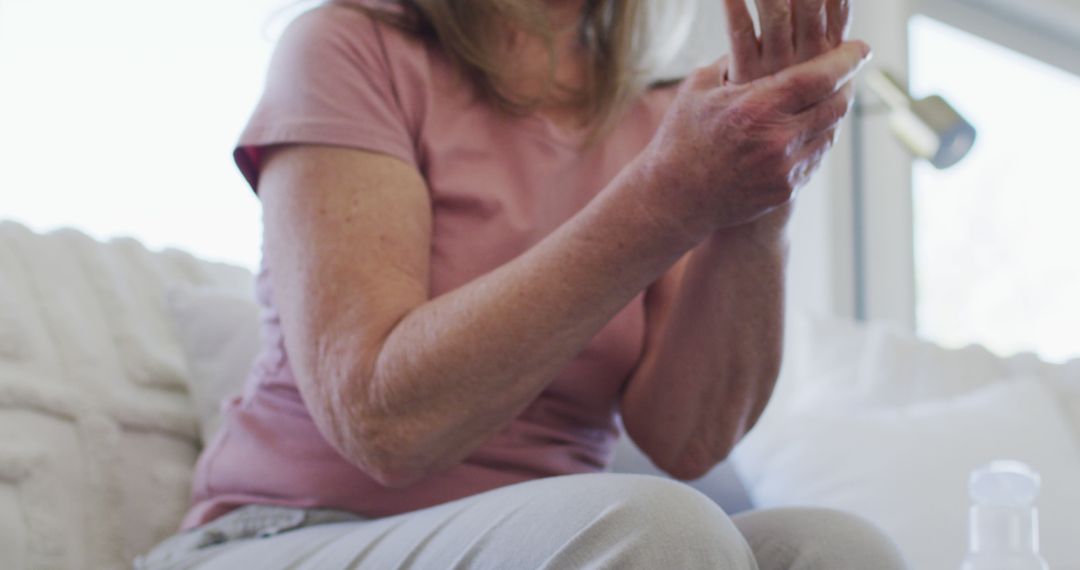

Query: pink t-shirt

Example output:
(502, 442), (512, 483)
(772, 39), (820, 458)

(182, 1), (678, 529)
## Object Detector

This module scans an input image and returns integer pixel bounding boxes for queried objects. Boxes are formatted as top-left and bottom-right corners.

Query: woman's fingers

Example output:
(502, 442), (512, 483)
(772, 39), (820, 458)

(720, 0), (851, 83)
(769, 40), (870, 113)
(798, 81), (855, 137)
(722, 0), (760, 83)
(753, 0), (795, 70)
(826, 0), (852, 46)
(793, 0), (828, 62)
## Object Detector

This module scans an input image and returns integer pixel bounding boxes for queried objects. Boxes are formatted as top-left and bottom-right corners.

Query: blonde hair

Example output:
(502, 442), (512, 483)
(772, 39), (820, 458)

(339, 0), (697, 135)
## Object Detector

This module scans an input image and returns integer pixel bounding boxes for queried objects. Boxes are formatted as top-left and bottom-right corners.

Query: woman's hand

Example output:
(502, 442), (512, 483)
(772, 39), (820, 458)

(720, 0), (855, 236)
(638, 36), (869, 238)
(636, 0), (862, 239)
(725, 0), (852, 82)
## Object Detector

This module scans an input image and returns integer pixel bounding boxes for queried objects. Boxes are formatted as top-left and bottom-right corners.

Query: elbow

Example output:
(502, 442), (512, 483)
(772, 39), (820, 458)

(628, 418), (738, 483)
(301, 366), (435, 488)
(309, 389), (433, 489)
(362, 456), (429, 489)
(352, 441), (431, 489)
(342, 420), (435, 489)
(665, 458), (727, 483)
(656, 441), (735, 482)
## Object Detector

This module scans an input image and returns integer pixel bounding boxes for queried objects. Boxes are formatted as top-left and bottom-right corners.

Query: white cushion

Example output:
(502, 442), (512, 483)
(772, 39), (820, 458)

(733, 379), (1080, 569)
(166, 286), (261, 444)
(772, 314), (1080, 445)
(0, 220), (252, 568)
(783, 315), (1010, 410)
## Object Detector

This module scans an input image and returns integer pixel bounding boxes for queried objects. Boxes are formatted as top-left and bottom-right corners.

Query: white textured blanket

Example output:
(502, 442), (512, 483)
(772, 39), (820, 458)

(0, 220), (252, 570)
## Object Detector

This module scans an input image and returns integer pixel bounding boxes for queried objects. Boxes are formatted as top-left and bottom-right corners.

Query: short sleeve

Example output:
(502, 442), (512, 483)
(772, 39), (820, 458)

(234, 4), (422, 192)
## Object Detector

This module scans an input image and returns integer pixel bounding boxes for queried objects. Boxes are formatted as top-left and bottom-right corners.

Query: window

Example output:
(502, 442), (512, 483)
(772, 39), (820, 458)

(910, 15), (1080, 362)
(0, 0), (301, 270)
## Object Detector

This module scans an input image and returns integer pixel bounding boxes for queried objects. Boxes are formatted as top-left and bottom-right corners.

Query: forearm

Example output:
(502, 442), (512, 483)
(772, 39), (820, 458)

(618, 0), (860, 481)
(621, 211), (790, 479)
(337, 161), (702, 485)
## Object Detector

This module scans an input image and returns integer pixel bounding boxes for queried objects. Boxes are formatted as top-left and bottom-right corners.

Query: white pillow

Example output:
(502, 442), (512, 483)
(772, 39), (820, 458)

(777, 315), (1080, 444)
(784, 316), (1010, 411)
(166, 286), (261, 444)
(733, 379), (1080, 569)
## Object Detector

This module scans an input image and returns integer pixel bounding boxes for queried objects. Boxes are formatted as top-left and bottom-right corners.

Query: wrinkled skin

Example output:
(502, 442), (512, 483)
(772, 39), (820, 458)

(638, 0), (864, 240)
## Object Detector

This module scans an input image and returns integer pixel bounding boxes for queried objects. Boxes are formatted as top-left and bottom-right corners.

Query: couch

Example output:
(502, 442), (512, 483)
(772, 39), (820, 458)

(3, 220), (1078, 569)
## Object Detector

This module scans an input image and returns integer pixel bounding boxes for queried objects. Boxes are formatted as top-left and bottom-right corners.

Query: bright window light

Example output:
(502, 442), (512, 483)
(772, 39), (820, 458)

(0, 0), (302, 270)
(911, 15), (1080, 363)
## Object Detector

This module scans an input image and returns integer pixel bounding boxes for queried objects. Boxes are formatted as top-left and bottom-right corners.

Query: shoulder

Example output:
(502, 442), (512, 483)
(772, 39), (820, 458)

(235, 1), (442, 189)
(276, 1), (430, 72)
(268, 1), (439, 124)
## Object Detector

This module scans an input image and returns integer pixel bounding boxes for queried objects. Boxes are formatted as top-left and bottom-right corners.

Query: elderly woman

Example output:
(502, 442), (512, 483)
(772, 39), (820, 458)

(138, 0), (906, 568)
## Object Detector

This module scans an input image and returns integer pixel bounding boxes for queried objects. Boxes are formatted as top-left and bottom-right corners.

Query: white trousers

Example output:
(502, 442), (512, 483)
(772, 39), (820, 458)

(138, 473), (906, 569)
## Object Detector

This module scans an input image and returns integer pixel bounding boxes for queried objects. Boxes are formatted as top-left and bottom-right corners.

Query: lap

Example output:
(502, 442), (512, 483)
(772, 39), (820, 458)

(733, 507), (907, 570)
(138, 473), (904, 570)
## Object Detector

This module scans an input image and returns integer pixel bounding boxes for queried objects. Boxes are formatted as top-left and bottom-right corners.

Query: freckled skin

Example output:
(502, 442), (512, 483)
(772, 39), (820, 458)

(258, 0), (869, 486)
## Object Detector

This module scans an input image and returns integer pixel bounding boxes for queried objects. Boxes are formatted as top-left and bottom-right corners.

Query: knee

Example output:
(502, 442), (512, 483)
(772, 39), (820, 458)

(559, 474), (756, 569)
(734, 507), (907, 570)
